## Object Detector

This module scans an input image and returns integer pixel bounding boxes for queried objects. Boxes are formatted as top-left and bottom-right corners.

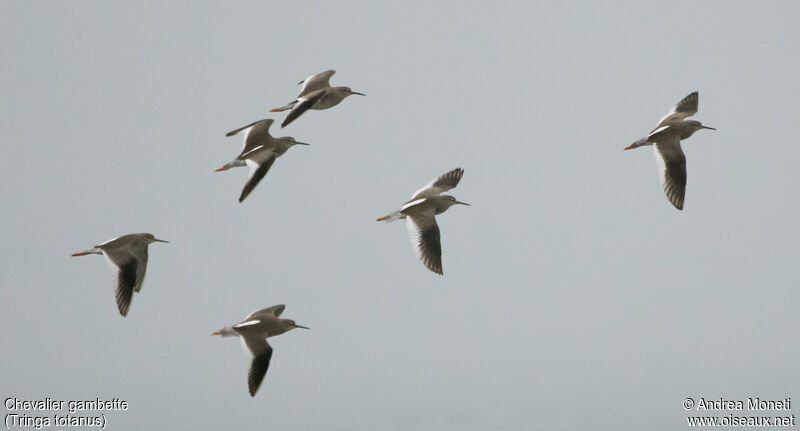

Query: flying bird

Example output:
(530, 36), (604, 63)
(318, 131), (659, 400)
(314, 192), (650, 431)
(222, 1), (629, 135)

(71, 233), (168, 317)
(625, 91), (715, 210)
(377, 168), (469, 275)
(212, 305), (309, 397)
(270, 70), (364, 128)
(215, 119), (308, 203)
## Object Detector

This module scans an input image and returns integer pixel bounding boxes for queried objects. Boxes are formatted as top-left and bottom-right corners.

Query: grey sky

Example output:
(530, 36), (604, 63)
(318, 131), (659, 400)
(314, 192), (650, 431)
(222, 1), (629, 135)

(1, 1), (798, 430)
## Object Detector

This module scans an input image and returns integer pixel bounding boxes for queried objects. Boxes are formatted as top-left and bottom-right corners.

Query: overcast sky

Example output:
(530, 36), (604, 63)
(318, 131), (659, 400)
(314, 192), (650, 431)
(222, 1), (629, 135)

(1, 1), (798, 430)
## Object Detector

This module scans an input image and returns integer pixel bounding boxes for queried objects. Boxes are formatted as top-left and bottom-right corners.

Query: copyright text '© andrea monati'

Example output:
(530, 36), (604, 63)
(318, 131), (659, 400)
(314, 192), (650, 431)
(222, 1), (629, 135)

(685, 397), (791, 411)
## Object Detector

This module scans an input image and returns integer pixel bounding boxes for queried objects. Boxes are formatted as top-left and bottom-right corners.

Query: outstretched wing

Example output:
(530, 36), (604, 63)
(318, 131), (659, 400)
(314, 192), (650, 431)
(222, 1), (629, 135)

(406, 212), (443, 275)
(239, 154), (277, 203)
(226, 119), (273, 154)
(653, 139), (687, 210)
(101, 244), (145, 317)
(245, 305), (286, 320)
(130, 244), (149, 293)
(242, 336), (273, 397)
(298, 70), (335, 96)
(226, 119), (263, 137)
(654, 92), (698, 129)
(410, 168), (464, 200)
(114, 259), (137, 317)
(281, 90), (325, 128)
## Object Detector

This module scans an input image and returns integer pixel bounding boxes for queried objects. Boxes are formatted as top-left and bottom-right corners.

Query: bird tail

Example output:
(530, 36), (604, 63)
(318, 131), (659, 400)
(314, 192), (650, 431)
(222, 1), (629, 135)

(215, 160), (245, 172)
(71, 247), (101, 257)
(624, 137), (649, 150)
(270, 101), (296, 112)
(376, 211), (403, 223)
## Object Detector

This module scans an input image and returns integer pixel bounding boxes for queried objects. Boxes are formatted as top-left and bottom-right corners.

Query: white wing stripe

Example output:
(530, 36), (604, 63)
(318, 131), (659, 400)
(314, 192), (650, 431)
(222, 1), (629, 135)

(241, 127), (254, 151)
(98, 236), (121, 246)
(234, 320), (261, 328)
(649, 125), (670, 137)
(406, 218), (424, 260)
(241, 145), (264, 158)
(653, 146), (667, 187)
(400, 198), (428, 211)
(245, 159), (260, 176)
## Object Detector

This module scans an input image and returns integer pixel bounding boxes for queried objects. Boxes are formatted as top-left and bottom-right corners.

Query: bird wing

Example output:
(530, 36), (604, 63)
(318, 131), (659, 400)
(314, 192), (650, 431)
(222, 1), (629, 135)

(234, 319), (261, 329)
(240, 144), (265, 159)
(406, 212), (443, 275)
(654, 91), (698, 129)
(281, 90), (325, 128)
(226, 119), (265, 137)
(399, 198), (428, 212)
(246, 305), (286, 320)
(99, 240), (148, 316)
(227, 119), (273, 154)
(130, 243), (149, 293)
(101, 251), (138, 317)
(239, 154), (277, 203)
(377, 197), (430, 223)
(653, 139), (687, 210)
(96, 235), (123, 247)
(410, 168), (464, 200)
(242, 336), (273, 397)
(298, 70), (335, 96)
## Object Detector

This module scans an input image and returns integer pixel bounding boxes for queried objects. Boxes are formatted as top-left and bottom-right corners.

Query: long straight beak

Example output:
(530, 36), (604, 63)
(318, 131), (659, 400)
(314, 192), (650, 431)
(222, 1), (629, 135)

(702, 125), (716, 130)
(293, 324), (310, 330)
(457, 201), (470, 206)
(623, 144), (635, 150)
(294, 141), (310, 146)
(350, 91), (366, 96)
(154, 239), (169, 243)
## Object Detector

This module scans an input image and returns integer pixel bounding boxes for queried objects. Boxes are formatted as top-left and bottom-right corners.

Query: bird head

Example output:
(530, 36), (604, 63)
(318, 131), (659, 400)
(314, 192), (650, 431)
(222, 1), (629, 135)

(339, 87), (365, 97)
(688, 120), (716, 131)
(442, 195), (470, 208)
(282, 319), (310, 331)
(282, 137), (310, 147)
(143, 233), (169, 244)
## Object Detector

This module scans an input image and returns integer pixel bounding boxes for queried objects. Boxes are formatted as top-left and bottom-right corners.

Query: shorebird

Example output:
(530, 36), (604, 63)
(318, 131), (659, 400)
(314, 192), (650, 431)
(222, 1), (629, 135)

(377, 168), (469, 275)
(625, 91), (715, 210)
(270, 70), (364, 128)
(71, 233), (168, 317)
(215, 119), (308, 203)
(212, 305), (309, 397)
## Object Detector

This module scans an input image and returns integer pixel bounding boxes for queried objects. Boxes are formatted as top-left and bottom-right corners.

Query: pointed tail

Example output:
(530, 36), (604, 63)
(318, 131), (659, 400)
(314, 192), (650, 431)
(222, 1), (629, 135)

(270, 101), (296, 112)
(71, 248), (101, 257)
(376, 211), (403, 223)
(215, 160), (245, 172)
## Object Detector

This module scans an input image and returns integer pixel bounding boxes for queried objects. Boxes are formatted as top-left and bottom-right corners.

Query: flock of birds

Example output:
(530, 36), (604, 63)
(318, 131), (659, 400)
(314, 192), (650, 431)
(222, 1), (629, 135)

(70, 70), (714, 396)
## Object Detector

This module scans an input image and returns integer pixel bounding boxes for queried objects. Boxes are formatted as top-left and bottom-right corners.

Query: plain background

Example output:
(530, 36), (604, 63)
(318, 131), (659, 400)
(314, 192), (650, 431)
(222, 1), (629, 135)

(1, 1), (798, 430)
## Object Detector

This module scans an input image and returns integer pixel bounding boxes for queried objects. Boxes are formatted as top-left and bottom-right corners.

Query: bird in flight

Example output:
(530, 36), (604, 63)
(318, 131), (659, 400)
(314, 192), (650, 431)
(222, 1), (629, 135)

(71, 233), (168, 317)
(377, 168), (469, 275)
(215, 119), (308, 203)
(270, 70), (364, 128)
(212, 305), (309, 397)
(625, 91), (715, 210)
